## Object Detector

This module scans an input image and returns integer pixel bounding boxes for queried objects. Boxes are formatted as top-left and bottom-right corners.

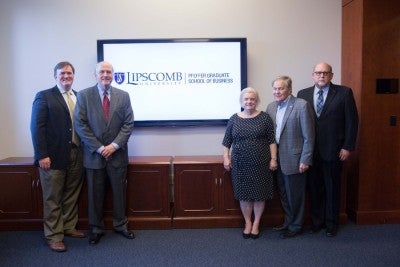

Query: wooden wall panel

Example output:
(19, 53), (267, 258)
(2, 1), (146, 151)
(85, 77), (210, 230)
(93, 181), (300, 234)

(342, 0), (363, 215)
(343, 0), (400, 224)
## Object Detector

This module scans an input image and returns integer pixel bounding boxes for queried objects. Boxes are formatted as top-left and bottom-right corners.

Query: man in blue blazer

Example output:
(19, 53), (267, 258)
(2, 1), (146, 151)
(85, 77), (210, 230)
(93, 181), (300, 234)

(30, 61), (85, 252)
(297, 62), (358, 237)
(74, 61), (135, 244)
(267, 76), (315, 238)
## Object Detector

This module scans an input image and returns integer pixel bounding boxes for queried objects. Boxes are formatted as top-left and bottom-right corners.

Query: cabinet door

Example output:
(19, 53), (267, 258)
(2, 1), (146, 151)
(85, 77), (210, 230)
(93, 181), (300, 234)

(0, 166), (40, 222)
(174, 164), (218, 217)
(218, 168), (240, 215)
(126, 164), (170, 217)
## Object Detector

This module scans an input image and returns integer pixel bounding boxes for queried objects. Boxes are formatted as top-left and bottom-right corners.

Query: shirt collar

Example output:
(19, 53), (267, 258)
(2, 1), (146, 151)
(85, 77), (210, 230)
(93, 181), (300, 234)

(58, 86), (73, 95)
(278, 95), (291, 109)
(314, 84), (330, 95)
(97, 84), (111, 95)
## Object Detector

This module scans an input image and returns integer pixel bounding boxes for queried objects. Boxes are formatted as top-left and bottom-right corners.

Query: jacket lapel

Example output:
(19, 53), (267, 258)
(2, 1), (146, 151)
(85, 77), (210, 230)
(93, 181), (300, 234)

(281, 96), (295, 133)
(52, 87), (70, 115)
(319, 84), (337, 118)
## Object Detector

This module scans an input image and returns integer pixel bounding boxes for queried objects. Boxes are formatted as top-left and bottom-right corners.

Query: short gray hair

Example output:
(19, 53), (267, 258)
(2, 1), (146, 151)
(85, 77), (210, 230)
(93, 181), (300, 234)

(240, 87), (260, 105)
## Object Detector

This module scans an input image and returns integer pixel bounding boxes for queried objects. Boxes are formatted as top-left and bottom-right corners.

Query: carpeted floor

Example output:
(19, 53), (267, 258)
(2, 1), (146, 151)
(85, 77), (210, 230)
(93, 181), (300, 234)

(0, 223), (399, 267)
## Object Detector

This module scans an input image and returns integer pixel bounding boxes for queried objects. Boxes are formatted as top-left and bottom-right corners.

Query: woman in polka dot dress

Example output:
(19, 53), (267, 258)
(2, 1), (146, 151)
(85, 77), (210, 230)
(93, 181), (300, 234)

(223, 87), (278, 239)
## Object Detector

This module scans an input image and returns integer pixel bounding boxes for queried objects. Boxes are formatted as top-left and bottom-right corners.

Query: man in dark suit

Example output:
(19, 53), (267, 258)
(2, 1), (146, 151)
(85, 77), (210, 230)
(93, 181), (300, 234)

(30, 61), (85, 252)
(297, 62), (358, 237)
(74, 61), (135, 245)
(267, 76), (315, 238)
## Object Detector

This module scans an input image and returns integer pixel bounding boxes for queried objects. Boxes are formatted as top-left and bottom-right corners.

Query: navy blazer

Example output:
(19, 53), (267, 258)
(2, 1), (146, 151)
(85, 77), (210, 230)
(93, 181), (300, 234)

(297, 83), (358, 161)
(74, 85), (134, 169)
(30, 86), (76, 169)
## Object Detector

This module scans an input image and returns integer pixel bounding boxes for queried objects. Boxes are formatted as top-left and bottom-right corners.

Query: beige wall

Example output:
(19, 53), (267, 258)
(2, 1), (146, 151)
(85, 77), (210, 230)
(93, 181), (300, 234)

(0, 0), (341, 158)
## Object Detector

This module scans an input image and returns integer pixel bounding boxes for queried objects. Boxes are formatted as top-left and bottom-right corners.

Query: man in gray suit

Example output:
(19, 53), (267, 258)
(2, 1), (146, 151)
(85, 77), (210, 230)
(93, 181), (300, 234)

(74, 61), (135, 245)
(266, 76), (315, 238)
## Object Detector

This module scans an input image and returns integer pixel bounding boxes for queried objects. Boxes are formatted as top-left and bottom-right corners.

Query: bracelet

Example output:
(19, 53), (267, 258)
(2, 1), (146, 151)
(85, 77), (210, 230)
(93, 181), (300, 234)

(271, 157), (277, 160)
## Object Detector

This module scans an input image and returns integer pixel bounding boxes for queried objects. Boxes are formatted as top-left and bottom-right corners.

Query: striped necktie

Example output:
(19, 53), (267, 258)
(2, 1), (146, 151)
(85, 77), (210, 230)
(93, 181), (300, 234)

(316, 89), (324, 116)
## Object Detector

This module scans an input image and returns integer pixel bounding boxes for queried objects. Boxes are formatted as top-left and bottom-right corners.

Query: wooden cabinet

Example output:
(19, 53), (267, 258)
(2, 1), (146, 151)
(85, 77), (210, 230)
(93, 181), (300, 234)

(2, 155), (347, 230)
(171, 156), (291, 228)
(77, 156), (172, 230)
(172, 156), (242, 228)
(0, 157), (42, 230)
(125, 156), (172, 229)
(0, 156), (172, 231)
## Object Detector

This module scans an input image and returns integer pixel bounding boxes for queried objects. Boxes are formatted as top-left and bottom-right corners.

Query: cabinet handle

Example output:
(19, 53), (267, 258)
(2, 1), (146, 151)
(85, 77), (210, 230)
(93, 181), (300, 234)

(215, 178), (218, 185)
(219, 178), (222, 186)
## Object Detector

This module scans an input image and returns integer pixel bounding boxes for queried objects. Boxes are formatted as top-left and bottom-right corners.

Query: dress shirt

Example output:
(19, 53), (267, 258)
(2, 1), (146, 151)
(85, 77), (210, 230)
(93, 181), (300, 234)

(95, 85), (120, 153)
(275, 96), (290, 144)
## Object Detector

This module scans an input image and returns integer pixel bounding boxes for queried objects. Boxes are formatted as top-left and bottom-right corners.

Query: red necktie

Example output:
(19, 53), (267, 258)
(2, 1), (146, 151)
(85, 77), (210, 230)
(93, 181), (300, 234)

(103, 90), (110, 121)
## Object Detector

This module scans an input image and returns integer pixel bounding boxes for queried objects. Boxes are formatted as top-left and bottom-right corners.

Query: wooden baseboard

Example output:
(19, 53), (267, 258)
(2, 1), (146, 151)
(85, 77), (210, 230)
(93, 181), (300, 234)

(0, 219), (43, 231)
(76, 217), (173, 230)
(347, 210), (400, 224)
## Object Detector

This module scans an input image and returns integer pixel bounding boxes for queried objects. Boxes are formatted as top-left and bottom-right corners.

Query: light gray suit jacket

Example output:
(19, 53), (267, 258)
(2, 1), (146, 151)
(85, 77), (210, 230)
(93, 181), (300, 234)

(266, 95), (315, 175)
(74, 85), (134, 169)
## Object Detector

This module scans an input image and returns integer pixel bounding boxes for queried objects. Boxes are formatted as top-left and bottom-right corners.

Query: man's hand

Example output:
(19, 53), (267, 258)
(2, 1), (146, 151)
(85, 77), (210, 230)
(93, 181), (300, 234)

(39, 157), (51, 170)
(101, 144), (116, 160)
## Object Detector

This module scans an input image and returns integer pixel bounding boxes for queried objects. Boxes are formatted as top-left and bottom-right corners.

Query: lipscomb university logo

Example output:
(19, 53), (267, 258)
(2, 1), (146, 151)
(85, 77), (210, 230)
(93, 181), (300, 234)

(114, 72), (125, 85)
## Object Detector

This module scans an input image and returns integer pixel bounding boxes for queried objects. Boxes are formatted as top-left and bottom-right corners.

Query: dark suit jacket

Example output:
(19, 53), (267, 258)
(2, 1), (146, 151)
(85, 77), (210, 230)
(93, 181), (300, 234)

(297, 83), (358, 161)
(266, 95), (315, 175)
(30, 86), (76, 169)
(74, 85), (134, 169)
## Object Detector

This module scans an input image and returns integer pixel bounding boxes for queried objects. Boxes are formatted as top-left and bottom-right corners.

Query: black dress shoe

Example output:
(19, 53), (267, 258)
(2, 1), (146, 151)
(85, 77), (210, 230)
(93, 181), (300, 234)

(326, 228), (337, 237)
(250, 232), (260, 239)
(242, 232), (251, 239)
(89, 232), (104, 245)
(280, 230), (302, 239)
(115, 230), (135, 239)
(273, 224), (288, 231)
(309, 225), (323, 234)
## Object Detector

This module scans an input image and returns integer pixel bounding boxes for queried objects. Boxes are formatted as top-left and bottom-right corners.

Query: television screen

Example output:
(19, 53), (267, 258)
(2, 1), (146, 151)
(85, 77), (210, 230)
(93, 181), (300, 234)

(97, 38), (247, 127)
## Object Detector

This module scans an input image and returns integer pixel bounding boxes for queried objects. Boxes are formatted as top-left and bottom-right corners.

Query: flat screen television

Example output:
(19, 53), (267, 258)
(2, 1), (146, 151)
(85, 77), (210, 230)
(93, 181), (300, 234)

(97, 38), (247, 127)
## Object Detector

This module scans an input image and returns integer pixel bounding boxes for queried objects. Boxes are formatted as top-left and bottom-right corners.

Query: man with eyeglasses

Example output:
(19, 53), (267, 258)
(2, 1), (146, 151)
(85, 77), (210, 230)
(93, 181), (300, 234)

(297, 62), (358, 237)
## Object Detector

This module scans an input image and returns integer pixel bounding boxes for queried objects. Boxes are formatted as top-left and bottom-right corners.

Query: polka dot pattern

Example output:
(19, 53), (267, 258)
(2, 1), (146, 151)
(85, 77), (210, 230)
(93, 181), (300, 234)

(222, 111), (275, 201)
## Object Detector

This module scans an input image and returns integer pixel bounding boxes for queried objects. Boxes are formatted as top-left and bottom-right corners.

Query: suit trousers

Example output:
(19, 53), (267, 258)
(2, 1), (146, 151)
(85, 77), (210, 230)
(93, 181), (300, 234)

(308, 158), (343, 230)
(39, 147), (83, 243)
(86, 164), (128, 233)
(276, 168), (307, 232)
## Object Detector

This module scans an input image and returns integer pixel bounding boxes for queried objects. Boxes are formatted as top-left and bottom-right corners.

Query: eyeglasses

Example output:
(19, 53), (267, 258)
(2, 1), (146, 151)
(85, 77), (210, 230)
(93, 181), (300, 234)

(313, 71), (332, 76)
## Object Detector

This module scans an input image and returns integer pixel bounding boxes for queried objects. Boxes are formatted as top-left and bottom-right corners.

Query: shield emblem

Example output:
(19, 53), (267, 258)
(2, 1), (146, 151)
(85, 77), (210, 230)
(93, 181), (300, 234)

(114, 72), (125, 84)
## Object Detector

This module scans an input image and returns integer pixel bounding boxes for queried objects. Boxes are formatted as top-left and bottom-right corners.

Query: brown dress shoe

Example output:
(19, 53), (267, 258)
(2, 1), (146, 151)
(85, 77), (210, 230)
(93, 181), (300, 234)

(49, 241), (67, 252)
(65, 230), (86, 238)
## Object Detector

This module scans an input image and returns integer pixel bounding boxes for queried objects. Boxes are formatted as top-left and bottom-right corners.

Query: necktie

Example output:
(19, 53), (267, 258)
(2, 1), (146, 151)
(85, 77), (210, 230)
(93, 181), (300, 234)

(103, 90), (110, 121)
(66, 91), (79, 145)
(316, 89), (324, 116)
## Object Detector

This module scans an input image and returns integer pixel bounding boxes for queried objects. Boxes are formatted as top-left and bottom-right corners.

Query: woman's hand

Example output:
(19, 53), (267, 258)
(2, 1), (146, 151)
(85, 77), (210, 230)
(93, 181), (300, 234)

(223, 157), (231, 171)
(269, 158), (278, 171)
